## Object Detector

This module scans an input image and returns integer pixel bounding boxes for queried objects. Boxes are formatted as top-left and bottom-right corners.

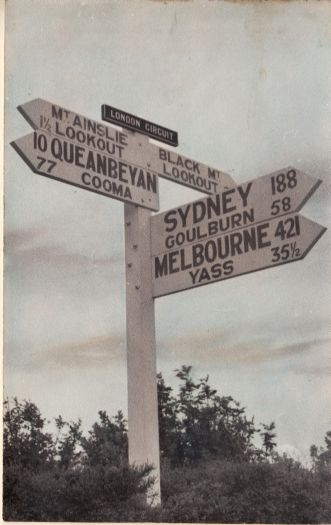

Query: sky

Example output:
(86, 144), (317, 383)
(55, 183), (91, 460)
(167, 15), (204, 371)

(4, 0), (331, 463)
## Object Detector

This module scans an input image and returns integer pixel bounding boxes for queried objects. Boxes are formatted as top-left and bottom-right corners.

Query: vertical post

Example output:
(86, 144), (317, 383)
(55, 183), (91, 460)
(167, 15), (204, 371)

(124, 203), (161, 505)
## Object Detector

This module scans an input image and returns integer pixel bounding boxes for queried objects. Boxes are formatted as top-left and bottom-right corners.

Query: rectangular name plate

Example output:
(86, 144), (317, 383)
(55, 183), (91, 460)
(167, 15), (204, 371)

(102, 104), (178, 147)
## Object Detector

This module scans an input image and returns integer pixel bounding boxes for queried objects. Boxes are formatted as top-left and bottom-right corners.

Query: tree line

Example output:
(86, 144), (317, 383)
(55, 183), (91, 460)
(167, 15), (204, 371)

(3, 365), (331, 522)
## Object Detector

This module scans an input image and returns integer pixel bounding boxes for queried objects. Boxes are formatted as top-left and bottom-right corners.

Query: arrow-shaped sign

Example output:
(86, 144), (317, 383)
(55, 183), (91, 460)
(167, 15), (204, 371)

(17, 98), (236, 194)
(152, 213), (326, 298)
(151, 167), (322, 255)
(11, 131), (160, 211)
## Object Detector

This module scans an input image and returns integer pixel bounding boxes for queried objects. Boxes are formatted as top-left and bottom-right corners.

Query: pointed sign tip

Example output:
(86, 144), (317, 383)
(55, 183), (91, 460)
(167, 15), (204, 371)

(300, 222), (327, 261)
(17, 102), (39, 130)
(10, 139), (21, 153)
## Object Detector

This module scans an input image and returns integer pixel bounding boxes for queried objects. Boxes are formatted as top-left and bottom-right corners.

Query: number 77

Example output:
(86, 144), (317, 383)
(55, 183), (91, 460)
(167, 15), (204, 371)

(36, 156), (57, 174)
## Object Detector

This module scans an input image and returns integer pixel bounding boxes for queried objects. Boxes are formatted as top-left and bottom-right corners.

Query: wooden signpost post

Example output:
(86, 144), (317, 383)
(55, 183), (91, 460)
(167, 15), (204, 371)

(124, 203), (160, 503)
(11, 98), (326, 506)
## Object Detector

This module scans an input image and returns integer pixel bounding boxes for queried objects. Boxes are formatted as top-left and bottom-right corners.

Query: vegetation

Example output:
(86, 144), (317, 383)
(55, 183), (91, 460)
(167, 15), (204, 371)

(3, 366), (331, 522)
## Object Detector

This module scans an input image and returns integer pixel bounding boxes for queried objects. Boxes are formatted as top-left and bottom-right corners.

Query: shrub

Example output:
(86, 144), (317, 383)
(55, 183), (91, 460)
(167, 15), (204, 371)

(159, 457), (331, 523)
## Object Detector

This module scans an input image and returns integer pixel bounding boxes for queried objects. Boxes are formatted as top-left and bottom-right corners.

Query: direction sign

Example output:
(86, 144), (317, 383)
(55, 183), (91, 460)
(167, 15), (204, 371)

(11, 131), (160, 210)
(17, 98), (236, 194)
(142, 141), (235, 194)
(17, 97), (144, 161)
(150, 167), (321, 255)
(102, 104), (178, 147)
(152, 214), (326, 298)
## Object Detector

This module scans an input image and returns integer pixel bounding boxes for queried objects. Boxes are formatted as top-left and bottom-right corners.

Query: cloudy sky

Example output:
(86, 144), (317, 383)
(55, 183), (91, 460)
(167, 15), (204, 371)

(4, 0), (331, 461)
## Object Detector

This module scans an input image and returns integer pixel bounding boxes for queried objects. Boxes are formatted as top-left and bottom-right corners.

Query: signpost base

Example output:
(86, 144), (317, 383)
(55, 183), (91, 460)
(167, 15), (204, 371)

(124, 203), (161, 506)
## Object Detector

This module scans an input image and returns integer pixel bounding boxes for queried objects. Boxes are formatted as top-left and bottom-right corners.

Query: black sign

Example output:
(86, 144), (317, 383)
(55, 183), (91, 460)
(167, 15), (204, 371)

(101, 104), (178, 147)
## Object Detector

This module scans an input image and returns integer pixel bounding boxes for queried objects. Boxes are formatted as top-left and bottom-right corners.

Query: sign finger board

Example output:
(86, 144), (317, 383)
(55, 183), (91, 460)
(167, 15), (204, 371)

(151, 167), (321, 255)
(152, 214), (326, 298)
(11, 131), (160, 211)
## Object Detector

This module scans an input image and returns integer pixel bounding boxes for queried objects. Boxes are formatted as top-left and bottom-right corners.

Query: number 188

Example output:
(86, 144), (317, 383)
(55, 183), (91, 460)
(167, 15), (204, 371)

(271, 169), (297, 195)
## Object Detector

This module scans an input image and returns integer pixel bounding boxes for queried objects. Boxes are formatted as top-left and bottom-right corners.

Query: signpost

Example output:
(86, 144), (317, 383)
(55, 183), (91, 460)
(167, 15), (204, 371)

(124, 204), (160, 503)
(11, 97), (327, 507)
(17, 98), (236, 194)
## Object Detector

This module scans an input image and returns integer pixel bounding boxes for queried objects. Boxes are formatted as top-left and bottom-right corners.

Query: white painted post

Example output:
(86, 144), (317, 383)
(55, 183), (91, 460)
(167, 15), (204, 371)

(124, 203), (161, 505)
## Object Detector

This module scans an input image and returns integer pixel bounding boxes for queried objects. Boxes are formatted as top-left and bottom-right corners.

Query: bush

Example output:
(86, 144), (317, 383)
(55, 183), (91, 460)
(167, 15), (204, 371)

(3, 368), (331, 522)
(3, 462), (157, 522)
(159, 457), (331, 523)
(3, 398), (155, 521)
